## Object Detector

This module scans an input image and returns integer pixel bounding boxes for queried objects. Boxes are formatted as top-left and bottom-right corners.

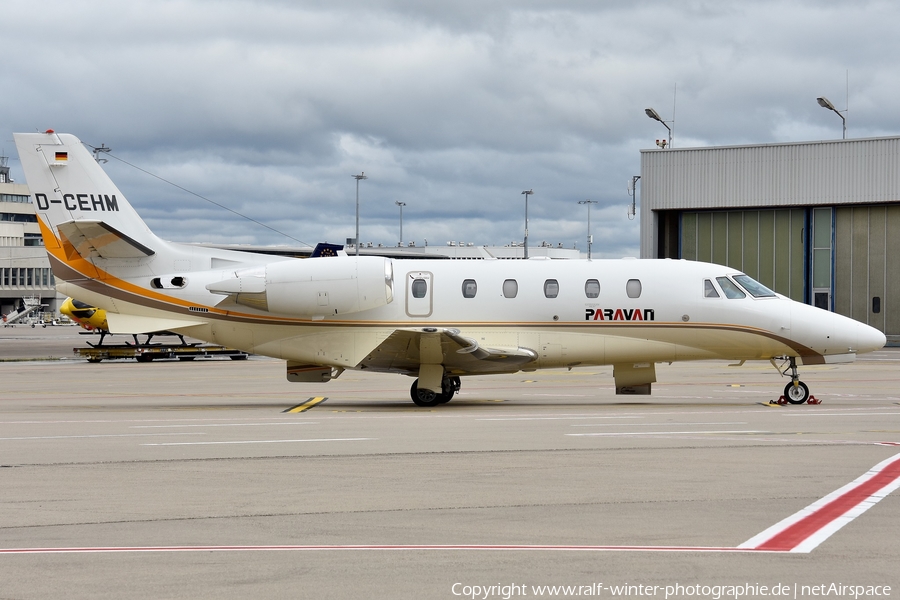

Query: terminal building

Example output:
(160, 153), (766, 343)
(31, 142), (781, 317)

(0, 156), (61, 321)
(640, 136), (900, 342)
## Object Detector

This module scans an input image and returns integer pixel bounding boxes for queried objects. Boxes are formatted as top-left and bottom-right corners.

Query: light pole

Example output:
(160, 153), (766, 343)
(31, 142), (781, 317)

(521, 189), (534, 259)
(394, 201), (406, 246)
(352, 172), (367, 256)
(578, 200), (598, 260)
(816, 96), (847, 139)
(645, 107), (673, 148)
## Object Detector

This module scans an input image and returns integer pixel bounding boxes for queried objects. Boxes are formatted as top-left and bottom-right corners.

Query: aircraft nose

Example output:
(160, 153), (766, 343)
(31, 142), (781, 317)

(857, 322), (887, 354)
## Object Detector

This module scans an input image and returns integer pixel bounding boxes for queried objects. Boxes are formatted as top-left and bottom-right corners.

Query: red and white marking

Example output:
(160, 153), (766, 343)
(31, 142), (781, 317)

(739, 451), (900, 552)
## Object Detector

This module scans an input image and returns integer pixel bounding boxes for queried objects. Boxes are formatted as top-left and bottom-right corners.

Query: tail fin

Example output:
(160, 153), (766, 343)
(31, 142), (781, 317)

(13, 132), (159, 270)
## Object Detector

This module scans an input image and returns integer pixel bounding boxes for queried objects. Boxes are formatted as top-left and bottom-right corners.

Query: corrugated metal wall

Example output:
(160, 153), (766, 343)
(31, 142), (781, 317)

(834, 205), (900, 335)
(640, 137), (900, 257)
(680, 209), (806, 302)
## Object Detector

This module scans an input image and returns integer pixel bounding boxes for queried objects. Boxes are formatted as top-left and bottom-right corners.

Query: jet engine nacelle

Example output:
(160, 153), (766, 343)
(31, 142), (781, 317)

(208, 256), (394, 318)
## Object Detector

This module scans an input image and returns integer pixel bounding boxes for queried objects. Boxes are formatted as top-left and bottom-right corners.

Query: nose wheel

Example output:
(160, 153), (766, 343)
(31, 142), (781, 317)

(783, 380), (810, 404)
(780, 356), (811, 404)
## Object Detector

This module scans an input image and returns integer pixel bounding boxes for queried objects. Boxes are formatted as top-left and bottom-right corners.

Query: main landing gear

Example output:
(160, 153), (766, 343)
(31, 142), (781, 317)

(410, 376), (461, 407)
(781, 356), (811, 405)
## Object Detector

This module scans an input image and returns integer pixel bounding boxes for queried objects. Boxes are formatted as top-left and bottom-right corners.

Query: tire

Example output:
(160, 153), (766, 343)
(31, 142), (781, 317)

(87, 358), (103, 364)
(135, 354), (154, 363)
(784, 381), (810, 404)
(437, 377), (460, 404)
(410, 379), (444, 407)
(230, 354), (248, 360)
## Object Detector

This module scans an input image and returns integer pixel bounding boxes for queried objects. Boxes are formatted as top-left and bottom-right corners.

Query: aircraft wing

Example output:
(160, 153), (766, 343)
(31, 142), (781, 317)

(359, 328), (537, 376)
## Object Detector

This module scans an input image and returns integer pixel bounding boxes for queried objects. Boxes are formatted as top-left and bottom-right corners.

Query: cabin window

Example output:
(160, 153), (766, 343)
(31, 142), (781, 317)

(585, 279), (600, 298)
(503, 279), (518, 298)
(733, 275), (776, 298)
(626, 279), (642, 299)
(704, 279), (720, 298)
(716, 276), (746, 299)
(543, 279), (559, 298)
(411, 278), (428, 298)
(461, 279), (477, 298)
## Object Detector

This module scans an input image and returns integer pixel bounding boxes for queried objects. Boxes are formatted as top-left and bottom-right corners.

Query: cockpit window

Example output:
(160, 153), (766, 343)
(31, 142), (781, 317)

(733, 275), (776, 298)
(715, 277), (746, 299)
(704, 279), (720, 298)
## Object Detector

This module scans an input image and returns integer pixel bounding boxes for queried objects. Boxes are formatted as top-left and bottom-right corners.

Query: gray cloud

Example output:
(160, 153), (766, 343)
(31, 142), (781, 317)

(3, 0), (898, 256)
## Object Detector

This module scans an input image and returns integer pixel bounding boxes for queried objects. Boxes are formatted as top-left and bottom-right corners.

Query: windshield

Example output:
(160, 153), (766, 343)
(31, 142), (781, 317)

(716, 277), (746, 299)
(733, 274), (777, 298)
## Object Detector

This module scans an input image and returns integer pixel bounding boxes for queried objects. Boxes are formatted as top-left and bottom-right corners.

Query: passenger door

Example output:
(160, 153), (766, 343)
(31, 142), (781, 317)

(405, 271), (433, 317)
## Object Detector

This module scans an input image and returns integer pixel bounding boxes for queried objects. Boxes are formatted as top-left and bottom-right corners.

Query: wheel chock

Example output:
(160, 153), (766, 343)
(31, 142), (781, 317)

(768, 395), (821, 405)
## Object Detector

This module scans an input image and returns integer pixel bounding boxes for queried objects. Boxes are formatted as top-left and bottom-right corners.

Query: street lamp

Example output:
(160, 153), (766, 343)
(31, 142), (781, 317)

(578, 200), (598, 260)
(521, 189), (534, 259)
(816, 96), (847, 139)
(394, 201), (406, 246)
(645, 107), (673, 148)
(352, 172), (367, 256)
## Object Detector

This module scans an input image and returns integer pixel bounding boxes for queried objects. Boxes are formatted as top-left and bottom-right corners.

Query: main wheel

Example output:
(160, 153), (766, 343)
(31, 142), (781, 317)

(437, 376), (461, 404)
(410, 379), (444, 407)
(784, 381), (810, 404)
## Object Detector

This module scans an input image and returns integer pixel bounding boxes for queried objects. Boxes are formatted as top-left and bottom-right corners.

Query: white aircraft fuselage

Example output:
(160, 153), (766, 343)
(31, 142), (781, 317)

(14, 132), (886, 406)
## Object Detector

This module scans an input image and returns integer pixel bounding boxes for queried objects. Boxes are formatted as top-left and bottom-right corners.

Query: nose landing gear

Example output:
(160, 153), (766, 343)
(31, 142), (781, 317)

(779, 356), (811, 404)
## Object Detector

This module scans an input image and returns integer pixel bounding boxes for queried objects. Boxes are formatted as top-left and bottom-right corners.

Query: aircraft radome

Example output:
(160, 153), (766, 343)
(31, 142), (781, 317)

(14, 131), (886, 406)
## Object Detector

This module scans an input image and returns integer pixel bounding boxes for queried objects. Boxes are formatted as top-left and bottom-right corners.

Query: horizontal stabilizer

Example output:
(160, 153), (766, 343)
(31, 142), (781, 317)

(58, 220), (155, 259)
(105, 312), (205, 335)
(310, 242), (345, 258)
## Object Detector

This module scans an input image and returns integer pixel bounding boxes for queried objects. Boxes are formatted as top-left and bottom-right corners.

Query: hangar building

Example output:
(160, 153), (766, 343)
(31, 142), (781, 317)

(640, 136), (900, 342)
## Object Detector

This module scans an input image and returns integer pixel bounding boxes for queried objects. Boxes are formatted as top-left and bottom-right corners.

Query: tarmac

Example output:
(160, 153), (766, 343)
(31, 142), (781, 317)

(1, 325), (899, 599)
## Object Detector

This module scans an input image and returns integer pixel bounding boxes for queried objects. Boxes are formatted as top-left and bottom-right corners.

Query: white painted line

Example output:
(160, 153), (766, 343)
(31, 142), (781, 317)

(0, 433), (204, 441)
(141, 437), (375, 446)
(130, 422), (318, 429)
(567, 430), (765, 437)
(780, 412), (900, 417)
(480, 416), (644, 422)
(570, 422), (748, 427)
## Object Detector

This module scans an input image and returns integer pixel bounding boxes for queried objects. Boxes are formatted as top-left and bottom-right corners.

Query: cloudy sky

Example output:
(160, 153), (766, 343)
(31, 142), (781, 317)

(2, 0), (897, 257)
